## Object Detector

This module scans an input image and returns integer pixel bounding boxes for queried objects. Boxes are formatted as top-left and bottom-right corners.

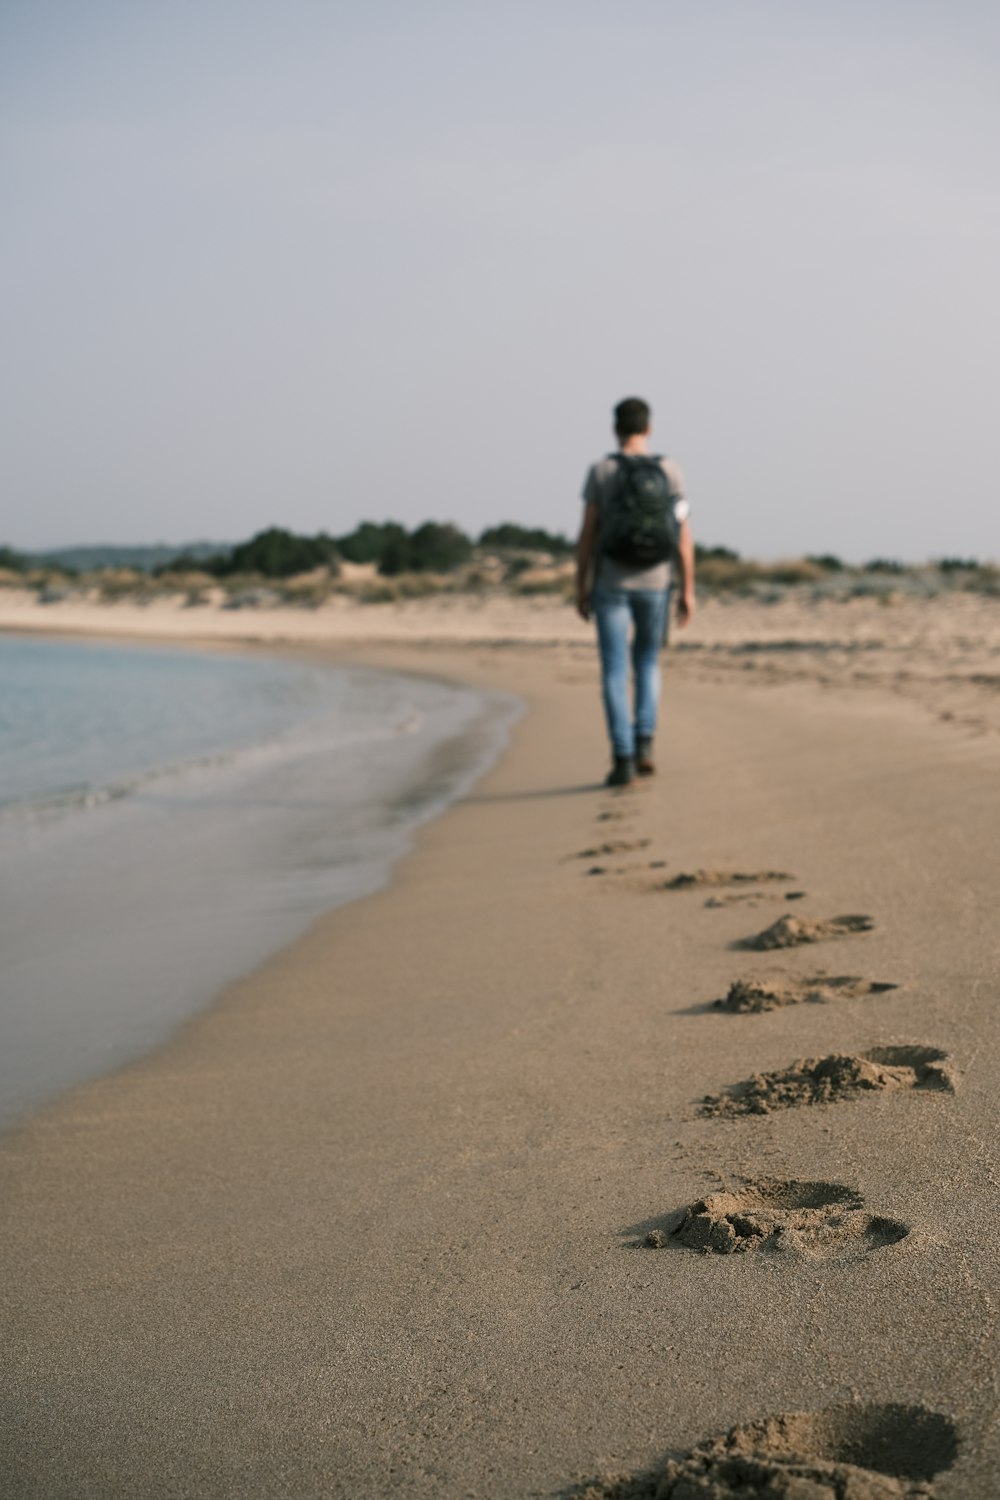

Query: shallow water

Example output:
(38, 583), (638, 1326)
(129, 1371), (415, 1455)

(0, 636), (518, 1125)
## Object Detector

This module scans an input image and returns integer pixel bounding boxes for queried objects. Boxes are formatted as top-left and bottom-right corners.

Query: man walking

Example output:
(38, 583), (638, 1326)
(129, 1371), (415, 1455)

(576, 396), (696, 787)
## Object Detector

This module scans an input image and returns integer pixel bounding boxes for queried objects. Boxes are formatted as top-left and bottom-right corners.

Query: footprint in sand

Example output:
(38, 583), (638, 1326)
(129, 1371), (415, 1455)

(699, 1045), (954, 1117)
(574, 1404), (958, 1499)
(704, 889), (806, 908)
(570, 839), (652, 861)
(713, 973), (899, 1012)
(659, 869), (796, 891)
(643, 1178), (908, 1260)
(737, 913), (874, 950)
(586, 859), (668, 878)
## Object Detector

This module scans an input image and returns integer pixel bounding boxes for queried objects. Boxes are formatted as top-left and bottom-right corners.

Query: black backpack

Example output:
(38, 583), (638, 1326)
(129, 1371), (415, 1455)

(599, 454), (678, 568)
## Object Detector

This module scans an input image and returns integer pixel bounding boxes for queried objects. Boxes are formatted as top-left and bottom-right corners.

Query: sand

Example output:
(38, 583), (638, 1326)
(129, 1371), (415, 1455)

(2, 592), (1000, 1497)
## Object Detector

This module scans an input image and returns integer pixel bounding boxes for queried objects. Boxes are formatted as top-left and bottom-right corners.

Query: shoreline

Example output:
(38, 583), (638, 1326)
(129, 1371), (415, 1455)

(3, 585), (1000, 744)
(2, 614), (999, 1496)
(0, 632), (522, 1130)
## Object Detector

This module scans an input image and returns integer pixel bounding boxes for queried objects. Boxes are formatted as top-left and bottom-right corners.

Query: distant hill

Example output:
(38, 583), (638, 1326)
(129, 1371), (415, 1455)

(29, 542), (232, 574)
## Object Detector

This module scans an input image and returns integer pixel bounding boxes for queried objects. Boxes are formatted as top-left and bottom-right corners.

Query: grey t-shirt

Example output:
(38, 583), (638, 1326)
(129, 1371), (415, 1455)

(582, 454), (690, 591)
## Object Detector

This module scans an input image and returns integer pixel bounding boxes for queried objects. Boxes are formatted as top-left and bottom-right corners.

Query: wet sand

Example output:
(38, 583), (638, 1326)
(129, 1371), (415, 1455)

(2, 620), (1000, 1497)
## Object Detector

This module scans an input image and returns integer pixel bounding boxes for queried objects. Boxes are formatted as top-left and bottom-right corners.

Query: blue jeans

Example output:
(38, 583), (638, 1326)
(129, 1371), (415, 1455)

(593, 587), (670, 759)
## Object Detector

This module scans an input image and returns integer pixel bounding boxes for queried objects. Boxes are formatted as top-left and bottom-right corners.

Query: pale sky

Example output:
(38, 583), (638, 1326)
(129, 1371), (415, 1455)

(2, 1), (998, 561)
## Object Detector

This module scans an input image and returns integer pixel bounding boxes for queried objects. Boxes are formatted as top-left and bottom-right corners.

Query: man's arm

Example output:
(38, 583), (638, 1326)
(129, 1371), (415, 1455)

(674, 519), (696, 627)
(575, 502), (599, 622)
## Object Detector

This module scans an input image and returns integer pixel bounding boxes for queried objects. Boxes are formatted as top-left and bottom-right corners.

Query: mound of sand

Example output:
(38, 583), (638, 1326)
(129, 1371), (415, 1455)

(699, 1046), (954, 1117)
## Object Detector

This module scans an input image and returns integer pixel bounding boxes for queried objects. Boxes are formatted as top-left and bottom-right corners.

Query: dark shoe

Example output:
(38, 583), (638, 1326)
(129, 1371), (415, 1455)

(605, 755), (634, 788)
(636, 737), (655, 776)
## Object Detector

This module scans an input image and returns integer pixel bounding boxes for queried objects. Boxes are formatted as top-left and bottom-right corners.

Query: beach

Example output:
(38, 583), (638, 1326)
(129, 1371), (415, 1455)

(0, 634), (518, 1127)
(2, 593), (999, 1497)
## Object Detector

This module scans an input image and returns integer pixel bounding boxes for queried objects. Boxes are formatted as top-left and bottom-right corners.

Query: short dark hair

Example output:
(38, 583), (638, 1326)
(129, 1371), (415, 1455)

(613, 396), (650, 437)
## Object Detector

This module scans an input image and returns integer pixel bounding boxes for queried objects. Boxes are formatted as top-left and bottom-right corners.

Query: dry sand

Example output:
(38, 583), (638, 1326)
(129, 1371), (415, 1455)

(1, 593), (1000, 1497)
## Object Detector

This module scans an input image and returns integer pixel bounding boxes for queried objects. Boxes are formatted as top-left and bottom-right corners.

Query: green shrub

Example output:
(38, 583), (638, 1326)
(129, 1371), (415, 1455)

(479, 523), (572, 554)
(761, 559), (825, 585)
(807, 553), (845, 571)
(376, 533), (411, 576)
(695, 544), (740, 563)
(154, 550), (226, 577)
(337, 521), (409, 566)
(379, 521), (472, 576)
(201, 529), (340, 579)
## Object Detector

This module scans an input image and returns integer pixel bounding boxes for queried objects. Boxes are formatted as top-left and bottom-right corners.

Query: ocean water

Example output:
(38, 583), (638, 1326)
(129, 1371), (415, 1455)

(0, 635), (519, 1126)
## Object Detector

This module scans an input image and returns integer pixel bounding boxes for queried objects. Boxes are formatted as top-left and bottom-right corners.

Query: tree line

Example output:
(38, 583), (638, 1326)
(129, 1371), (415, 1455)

(1, 534), (986, 582)
(159, 522), (575, 579)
